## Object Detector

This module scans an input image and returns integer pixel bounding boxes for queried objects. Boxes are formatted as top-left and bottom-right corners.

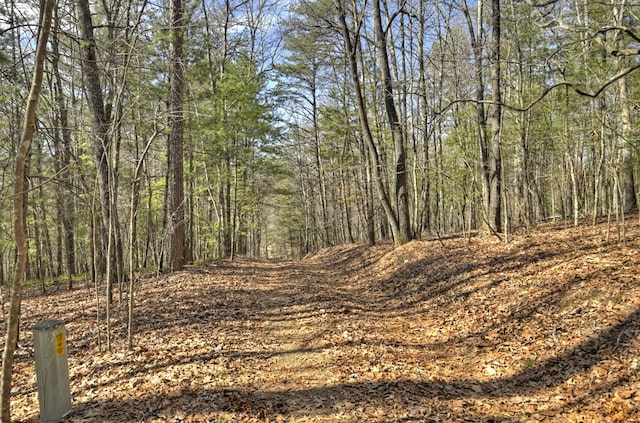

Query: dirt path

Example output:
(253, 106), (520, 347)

(7, 220), (640, 422)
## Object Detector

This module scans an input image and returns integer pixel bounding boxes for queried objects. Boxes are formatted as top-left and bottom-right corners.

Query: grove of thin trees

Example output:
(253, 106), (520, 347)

(1, 0), (638, 278)
(279, 0), (638, 253)
(0, 0), (637, 376)
(0, 0), (638, 418)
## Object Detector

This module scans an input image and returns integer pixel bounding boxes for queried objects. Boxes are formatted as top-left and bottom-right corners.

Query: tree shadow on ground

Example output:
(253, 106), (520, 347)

(62, 306), (639, 422)
(16, 223), (638, 422)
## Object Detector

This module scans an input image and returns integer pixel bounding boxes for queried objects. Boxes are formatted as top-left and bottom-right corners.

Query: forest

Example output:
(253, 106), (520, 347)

(0, 0), (638, 276)
(0, 0), (639, 420)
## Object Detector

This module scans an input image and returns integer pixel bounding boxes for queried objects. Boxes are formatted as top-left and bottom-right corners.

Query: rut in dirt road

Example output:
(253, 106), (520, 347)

(8, 221), (640, 422)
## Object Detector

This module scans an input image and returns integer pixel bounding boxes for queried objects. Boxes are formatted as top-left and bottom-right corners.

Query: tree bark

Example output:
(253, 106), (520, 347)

(372, 0), (412, 245)
(335, 0), (401, 245)
(128, 127), (158, 349)
(462, 0), (492, 232)
(417, 0), (431, 235)
(168, 0), (186, 271)
(0, 0), (55, 419)
(612, 0), (637, 212)
(618, 76), (636, 212)
(77, 0), (120, 298)
(50, 10), (76, 286)
(489, 0), (502, 232)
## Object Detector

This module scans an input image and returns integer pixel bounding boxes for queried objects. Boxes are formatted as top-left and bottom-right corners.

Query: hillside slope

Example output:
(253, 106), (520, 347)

(6, 217), (640, 422)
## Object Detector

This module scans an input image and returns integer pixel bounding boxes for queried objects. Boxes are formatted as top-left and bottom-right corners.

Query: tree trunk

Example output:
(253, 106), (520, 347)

(128, 128), (158, 349)
(335, 0), (401, 245)
(617, 76), (636, 212)
(168, 0), (186, 271)
(77, 0), (120, 298)
(417, 0), (431, 236)
(372, 0), (412, 245)
(462, 0), (491, 232)
(187, 137), (194, 263)
(50, 11), (76, 286)
(489, 0), (502, 232)
(0, 0), (55, 419)
(612, 0), (637, 213)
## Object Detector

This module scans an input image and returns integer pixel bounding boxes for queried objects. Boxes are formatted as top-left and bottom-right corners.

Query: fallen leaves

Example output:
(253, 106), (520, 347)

(3, 217), (640, 422)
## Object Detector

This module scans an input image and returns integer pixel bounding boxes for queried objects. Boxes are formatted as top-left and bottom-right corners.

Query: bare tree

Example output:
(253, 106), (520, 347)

(168, 0), (186, 271)
(611, 0), (637, 213)
(0, 0), (56, 419)
(372, 0), (412, 244)
(489, 0), (502, 233)
(462, 0), (501, 234)
(76, 0), (122, 300)
(335, 0), (402, 246)
(50, 6), (76, 288)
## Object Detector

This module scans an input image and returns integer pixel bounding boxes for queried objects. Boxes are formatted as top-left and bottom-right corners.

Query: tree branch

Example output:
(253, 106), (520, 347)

(611, 48), (640, 57)
(597, 26), (640, 43)
(525, 0), (560, 6)
(439, 62), (640, 114)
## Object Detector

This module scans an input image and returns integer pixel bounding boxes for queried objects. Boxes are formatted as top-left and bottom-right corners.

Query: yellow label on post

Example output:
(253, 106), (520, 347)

(55, 333), (65, 356)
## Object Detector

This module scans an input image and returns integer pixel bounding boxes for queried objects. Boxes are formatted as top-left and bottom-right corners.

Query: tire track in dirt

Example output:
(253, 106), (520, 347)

(7, 220), (640, 422)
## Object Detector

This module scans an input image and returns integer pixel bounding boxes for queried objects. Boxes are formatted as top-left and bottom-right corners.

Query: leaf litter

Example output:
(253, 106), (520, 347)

(4, 217), (640, 422)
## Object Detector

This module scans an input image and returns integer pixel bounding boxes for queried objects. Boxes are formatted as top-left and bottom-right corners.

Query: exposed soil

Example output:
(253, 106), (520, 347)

(5, 217), (640, 422)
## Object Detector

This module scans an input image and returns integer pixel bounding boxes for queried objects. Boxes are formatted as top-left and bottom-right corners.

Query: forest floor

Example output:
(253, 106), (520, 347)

(5, 216), (640, 422)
